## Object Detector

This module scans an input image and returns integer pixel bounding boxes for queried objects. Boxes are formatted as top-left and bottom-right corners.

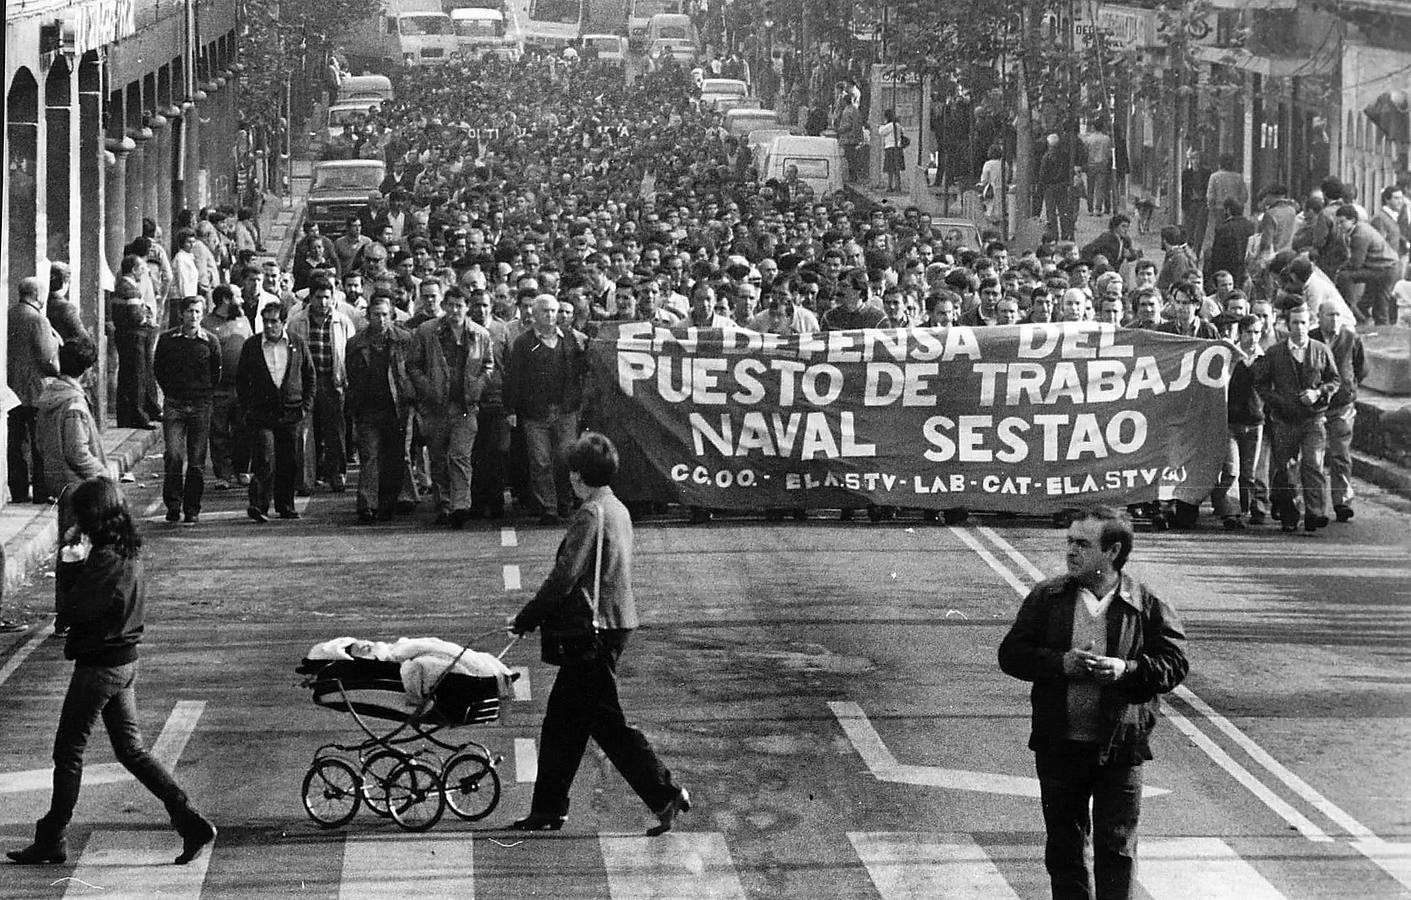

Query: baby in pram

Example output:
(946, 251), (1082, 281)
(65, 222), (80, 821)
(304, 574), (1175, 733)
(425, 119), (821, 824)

(305, 636), (515, 709)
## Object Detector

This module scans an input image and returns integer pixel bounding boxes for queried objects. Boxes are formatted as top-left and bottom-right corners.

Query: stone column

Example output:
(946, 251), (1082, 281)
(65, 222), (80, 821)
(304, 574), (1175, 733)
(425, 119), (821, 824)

(104, 136), (135, 275)
(156, 105), (181, 228)
(143, 113), (167, 226)
(184, 89), (207, 210)
(124, 125), (153, 245)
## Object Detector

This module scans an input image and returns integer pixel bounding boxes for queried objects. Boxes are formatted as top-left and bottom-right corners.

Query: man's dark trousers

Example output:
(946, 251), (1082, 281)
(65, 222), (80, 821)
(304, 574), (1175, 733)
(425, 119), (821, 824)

(163, 399), (212, 516)
(1036, 742), (1142, 900)
(249, 420), (300, 515)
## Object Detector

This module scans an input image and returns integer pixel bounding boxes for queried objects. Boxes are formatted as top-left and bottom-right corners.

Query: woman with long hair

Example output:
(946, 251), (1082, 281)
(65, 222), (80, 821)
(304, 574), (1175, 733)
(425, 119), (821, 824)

(7, 476), (216, 867)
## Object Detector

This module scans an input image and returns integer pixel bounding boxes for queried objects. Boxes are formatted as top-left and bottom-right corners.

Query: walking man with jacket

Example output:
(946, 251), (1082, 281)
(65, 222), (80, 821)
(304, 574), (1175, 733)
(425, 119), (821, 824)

(1310, 305), (1366, 522)
(236, 304), (317, 522)
(408, 286), (494, 528)
(346, 295), (414, 523)
(999, 506), (1188, 900)
(1253, 305), (1341, 533)
(153, 296), (222, 524)
(288, 277), (357, 493)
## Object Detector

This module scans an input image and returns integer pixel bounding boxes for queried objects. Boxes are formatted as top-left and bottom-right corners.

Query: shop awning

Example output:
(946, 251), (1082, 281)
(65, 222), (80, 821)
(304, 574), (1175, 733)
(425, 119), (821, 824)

(1191, 44), (1337, 78)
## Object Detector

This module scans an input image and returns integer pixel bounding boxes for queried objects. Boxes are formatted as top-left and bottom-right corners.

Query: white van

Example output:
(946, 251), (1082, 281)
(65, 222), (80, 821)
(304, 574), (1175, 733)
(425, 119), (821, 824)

(338, 74), (394, 104)
(325, 99), (381, 141)
(763, 135), (844, 199)
(449, 8), (520, 58)
(645, 12), (696, 45)
(723, 108), (778, 137)
(699, 77), (748, 110)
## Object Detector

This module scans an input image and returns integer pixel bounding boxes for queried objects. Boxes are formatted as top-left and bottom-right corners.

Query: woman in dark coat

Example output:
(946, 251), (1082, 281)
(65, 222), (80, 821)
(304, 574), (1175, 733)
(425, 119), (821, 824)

(507, 433), (690, 835)
(7, 477), (216, 866)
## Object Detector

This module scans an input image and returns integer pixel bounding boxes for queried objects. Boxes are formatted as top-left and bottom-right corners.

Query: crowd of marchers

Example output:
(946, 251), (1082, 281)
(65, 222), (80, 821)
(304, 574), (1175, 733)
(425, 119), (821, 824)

(8, 49), (1409, 550)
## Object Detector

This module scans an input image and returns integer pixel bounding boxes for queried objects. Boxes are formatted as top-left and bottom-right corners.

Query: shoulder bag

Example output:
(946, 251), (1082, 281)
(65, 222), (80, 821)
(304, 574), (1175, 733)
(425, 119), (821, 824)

(540, 511), (605, 666)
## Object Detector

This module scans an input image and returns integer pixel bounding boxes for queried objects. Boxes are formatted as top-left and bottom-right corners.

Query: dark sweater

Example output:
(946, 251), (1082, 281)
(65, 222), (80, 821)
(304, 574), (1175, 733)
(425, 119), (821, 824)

(58, 545), (144, 667)
(1227, 354), (1265, 426)
(504, 329), (583, 420)
(153, 327), (222, 401)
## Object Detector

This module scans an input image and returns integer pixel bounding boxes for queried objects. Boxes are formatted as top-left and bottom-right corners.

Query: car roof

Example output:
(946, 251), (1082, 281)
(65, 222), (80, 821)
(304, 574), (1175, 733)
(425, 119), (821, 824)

(450, 8), (502, 17)
(702, 78), (746, 89)
(726, 108), (775, 118)
(330, 100), (379, 111)
(312, 159), (386, 169)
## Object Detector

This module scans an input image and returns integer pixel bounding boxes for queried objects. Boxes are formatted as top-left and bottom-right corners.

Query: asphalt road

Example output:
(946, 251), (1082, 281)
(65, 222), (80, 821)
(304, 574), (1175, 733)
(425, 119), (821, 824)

(1, 451), (1409, 899)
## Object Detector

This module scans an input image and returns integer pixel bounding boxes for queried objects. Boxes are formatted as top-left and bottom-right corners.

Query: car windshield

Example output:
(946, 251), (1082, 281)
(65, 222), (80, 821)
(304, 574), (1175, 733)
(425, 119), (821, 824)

(730, 115), (775, 133)
(313, 166), (384, 190)
(655, 24), (688, 39)
(705, 81), (746, 97)
(530, 0), (580, 24)
(784, 157), (829, 179)
(587, 37), (620, 50)
(635, 0), (679, 16)
(455, 19), (502, 37)
(400, 15), (454, 35)
(329, 107), (372, 126)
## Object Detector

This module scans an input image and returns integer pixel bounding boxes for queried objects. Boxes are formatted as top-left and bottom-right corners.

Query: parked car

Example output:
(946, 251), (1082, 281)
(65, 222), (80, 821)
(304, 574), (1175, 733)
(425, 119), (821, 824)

(699, 77), (748, 110)
(723, 108), (779, 137)
(306, 159), (386, 233)
(324, 99), (381, 142)
(337, 74), (394, 104)
(648, 38), (697, 66)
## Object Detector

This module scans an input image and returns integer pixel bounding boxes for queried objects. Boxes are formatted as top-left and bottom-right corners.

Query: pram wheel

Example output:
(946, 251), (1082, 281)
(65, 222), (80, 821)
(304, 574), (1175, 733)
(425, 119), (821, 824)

(442, 752), (502, 821)
(385, 758), (446, 831)
(302, 758), (361, 828)
(360, 750), (404, 818)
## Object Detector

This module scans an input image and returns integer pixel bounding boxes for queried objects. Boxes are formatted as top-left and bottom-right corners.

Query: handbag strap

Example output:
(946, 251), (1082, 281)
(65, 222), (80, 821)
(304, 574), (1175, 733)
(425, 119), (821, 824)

(590, 506), (604, 629)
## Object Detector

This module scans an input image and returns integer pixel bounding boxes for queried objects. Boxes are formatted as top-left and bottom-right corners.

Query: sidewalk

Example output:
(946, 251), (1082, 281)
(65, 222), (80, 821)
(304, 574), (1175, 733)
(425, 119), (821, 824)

(1, 423), (162, 627)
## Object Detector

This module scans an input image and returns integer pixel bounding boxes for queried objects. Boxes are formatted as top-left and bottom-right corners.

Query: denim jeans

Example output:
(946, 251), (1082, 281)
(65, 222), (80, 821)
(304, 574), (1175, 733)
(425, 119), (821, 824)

(7, 405), (44, 502)
(1036, 744), (1142, 900)
(1214, 423), (1263, 520)
(354, 413), (406, 517)
(208, 387), (249, 481)
(1269, 415), (1328, 521)
(471, 407), (509, 515)
(523, 407), (579, 518)
(41, 662), (190, 831)
(249, 420), (300, 515)
(162, 398), (212, 515)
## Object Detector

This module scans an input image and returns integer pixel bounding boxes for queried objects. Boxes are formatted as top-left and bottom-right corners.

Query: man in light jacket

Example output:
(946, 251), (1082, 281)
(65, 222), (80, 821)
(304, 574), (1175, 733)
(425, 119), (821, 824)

(288, 277), (357, 493)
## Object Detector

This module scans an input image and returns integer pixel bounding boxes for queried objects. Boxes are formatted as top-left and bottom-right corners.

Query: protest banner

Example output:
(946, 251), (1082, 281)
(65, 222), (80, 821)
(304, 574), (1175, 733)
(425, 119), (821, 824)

(586, 322), (1233, 513)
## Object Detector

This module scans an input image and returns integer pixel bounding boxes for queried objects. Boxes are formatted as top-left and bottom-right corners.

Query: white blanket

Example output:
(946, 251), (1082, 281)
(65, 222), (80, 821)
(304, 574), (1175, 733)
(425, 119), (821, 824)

(304, 636), (514, 703)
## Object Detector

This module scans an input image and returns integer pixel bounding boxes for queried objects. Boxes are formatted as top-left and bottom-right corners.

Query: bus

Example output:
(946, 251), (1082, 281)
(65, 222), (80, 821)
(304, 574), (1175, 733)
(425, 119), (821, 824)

(522, 0), (583, 50)
(627, 0), (681, 47)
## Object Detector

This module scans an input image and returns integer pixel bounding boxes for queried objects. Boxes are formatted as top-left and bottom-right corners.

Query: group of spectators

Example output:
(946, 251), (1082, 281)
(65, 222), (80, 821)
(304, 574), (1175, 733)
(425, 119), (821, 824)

(7, 48), (1409, 557)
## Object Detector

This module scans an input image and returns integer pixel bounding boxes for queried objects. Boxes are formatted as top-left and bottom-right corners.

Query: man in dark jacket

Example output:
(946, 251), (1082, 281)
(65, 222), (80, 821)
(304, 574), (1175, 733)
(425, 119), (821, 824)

(235, 304), (317, 522)
(504, 294), (585, 524)
(1207, 198), (1258, 290)
(153, 296), (222, 524)
(346, 295), (413, 524)
(1252, 304), (1341, 533)
(469, 288), (512, 519)
(999, 506), (1187, 900)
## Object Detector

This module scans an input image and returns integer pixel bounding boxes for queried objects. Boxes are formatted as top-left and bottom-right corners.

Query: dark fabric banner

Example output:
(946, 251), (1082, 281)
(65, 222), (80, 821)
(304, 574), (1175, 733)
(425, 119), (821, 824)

(586, 322), (1233, 513)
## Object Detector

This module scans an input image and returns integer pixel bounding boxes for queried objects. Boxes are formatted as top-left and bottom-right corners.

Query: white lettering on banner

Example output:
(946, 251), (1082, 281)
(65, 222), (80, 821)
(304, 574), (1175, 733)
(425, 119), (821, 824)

(68, 0), (139, 55)
(921, 411), (1148, 464)
(973, 346), (1231, 407)
(691, 411), (877, 459)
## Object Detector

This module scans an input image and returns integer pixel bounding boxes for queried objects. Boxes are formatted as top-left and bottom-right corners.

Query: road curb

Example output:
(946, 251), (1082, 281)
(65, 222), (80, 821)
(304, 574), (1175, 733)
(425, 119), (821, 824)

(1352, 449), (1411, 502)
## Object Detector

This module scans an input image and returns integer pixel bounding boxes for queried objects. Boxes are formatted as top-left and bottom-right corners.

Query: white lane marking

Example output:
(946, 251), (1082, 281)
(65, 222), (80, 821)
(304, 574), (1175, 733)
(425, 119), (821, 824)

(296, 493), (312, 514)
(514, 738), (537, 783)
(600, 832), (748, 900)
(510, 666), (531, 701)
(1173, 685), (1378, 842)
(848, 832), (1021, 900)
(1164, 708), (1331, 842)
(827, 701), (1168, 800)
(1138, 837), (1289, 899)
(0, 623), (53, 688)
(975, 526), (1048, 582)
(1352, 840), (1411, 893)
(339, 836), (475, 899)
(500, 526), (518, 548)
(64, 829), (212, 899)
(0, 701), (205, 793)
(142, 496), (165, 517)
(502, 564), (521, 591)
(947, 526), (1029, 597)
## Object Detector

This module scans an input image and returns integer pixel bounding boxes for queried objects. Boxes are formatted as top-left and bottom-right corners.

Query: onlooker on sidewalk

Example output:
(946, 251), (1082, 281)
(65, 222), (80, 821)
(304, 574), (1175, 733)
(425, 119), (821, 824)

(153, 296), (222, 525)
(1203, 154), (1248, 258)
(46, 263), (91, 344)
(1333, 204), (1400, 325)
(8, 275), (61, 504)
(36, 338), (108, 633)
(1081, 120), (1114, 216)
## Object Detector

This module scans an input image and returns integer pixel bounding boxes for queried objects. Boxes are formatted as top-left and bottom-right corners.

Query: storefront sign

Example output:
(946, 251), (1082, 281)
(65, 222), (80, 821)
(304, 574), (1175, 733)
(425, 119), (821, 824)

(1073, 4), (1158, 51)
(588, 323), (1231, 513)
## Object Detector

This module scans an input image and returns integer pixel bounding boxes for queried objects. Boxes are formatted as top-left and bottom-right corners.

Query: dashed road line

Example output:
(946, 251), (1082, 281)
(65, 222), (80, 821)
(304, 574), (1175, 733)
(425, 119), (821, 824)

(503, 564), (521, 591)
(514, 737), (537, 783)
(500, 526), (518, 547)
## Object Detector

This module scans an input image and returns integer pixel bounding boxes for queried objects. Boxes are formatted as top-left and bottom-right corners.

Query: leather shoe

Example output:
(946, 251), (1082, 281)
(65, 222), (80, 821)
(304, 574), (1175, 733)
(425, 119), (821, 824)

(165, 508), (182, 523)
(6, 839), (67, 865)
(647, 787), (691, 837)
(277, 510), (301, 520)
(507, 812), (565, 831)
(1334, 506), (1354, 522)
(247, 506), (268, 524)
(1304, 514), (1329, 532)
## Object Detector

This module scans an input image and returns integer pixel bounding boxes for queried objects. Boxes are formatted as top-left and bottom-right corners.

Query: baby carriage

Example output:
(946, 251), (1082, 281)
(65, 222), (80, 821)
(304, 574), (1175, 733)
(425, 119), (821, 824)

(295, 631), (519, 831)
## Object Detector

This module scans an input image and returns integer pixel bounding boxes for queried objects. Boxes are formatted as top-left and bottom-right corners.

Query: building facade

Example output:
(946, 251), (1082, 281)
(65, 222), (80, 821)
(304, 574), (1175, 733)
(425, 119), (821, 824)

(3, 0), (239, 508)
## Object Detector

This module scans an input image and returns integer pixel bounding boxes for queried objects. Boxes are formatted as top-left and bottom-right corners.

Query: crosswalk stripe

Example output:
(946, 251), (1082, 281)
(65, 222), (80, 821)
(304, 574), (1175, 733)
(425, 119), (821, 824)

(1139, 837), (1288, 899)
(849, 832), (1021, 900)
(500, 526), (517, 547)
(599, 832), (747, 899)
(514, 737), (537, 782)
(502, 564), (521, 591)
(1353, 840), (1411, 893)
(339, 835), (475, 899)
(64, 829), (211, 899)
